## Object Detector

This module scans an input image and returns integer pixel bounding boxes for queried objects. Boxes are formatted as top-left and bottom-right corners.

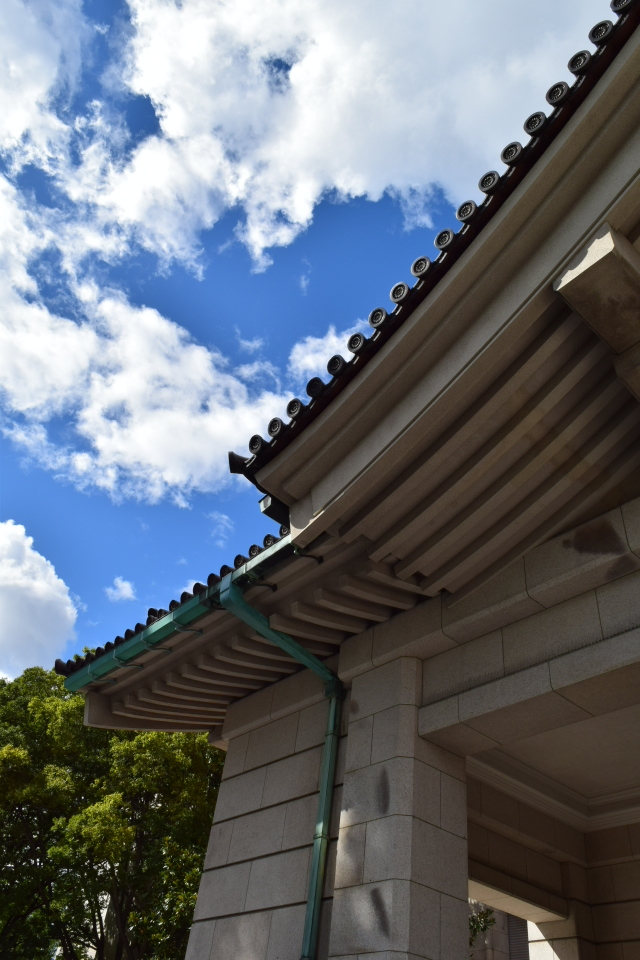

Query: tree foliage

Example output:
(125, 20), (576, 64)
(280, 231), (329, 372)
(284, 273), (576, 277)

(469, 905), (496, 948)
(0, 667), (224, 960)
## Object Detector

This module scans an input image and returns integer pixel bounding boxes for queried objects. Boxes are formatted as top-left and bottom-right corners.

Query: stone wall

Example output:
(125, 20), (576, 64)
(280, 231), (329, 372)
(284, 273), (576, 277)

(185, 691), (347, 960)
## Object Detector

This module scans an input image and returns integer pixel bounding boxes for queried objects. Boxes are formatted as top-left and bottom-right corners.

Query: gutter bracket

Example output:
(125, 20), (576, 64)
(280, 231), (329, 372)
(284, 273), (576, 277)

(219, 573), (344, 960)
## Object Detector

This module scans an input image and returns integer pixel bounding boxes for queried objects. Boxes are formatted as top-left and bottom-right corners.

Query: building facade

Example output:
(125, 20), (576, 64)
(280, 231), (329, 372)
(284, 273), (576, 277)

(59, 5), (640, 959)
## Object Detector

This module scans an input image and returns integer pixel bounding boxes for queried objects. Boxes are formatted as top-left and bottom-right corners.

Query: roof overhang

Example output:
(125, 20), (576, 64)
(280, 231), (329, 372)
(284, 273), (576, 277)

(251, 22), (640, 598)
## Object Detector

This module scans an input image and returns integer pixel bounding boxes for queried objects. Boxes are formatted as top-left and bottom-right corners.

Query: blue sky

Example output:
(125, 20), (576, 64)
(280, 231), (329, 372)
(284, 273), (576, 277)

(0, 0), (610, 676)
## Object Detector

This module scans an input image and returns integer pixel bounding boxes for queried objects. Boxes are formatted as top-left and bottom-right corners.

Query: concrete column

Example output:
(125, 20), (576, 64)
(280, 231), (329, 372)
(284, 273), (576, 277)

(329, 657), (469, 960)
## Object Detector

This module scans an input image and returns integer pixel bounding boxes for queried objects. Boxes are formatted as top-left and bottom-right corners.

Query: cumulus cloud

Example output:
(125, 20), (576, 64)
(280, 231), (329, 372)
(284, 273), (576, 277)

(105, 576), (137, 602)
(0, 0), (613, 503)
(62, 0), (608, 267)
(0, 176), (289, 501)
(0, 520), (77, 677)
(0, 0), (85, 163)
(288, 319), (368, 385)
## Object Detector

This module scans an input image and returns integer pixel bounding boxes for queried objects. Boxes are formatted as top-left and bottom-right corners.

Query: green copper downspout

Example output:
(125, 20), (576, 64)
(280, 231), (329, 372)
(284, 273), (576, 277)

(219, 575), (344, 960)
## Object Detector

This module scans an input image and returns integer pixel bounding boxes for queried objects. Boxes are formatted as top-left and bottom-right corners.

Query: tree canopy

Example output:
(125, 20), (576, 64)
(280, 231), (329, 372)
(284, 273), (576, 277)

(0, 667), (224, 960)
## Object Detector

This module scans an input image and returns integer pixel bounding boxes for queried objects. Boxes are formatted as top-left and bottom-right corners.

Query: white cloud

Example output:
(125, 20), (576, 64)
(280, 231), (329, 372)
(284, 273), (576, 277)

(208, 510), (233, 547)
(236, 330), (264, 353)
(0, 520), (77, 677)
(288, 319), (368, 385)
(0, 0), (85, 164)
(0, 0), (614, 504)
(56, 0), (608, 267)
(0, 176), (289, 501)
(105, 575), (137, 602)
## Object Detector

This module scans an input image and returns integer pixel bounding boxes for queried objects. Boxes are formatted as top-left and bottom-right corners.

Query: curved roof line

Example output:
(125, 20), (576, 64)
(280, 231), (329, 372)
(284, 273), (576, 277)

(230, 4), (640, 488)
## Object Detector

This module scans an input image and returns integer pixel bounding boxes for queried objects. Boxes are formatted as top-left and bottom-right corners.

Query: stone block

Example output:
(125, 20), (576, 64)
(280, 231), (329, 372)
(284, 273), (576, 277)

(611, 860), (640, 901)
(467, 822), (489, 862)
(480, 782), (520, 836)
(296, 699), (327, 752)
(185, 919), (215, 960)
(244, 713), (300, 772)
(629, 821), (640, 858)
(518, 803), (556, 852)
(372, 595), (454, 665)
(459, 664), (552, 722)
(586, 827), (633, 866)
(350, 658), (422, 722)
(210, 911), (271, 960)
(406, 881), (443, 958)
(282, 793), (318, 850)
(589, 866), (616, 905)
(467, 776), (482, 814)
(525, 848), (563, 896)
(597, 946), (624, 960)
(194, 861), (251, 919)
(362, 815), (413, 885)
(443, 559), (542, 640)
(266, 904), (306, 960)
(622, 497), (640, 558)
(502, 593), (603, 675)
(363, 816), (468, 900)
(335, 735), (347, 786)
(440, 772), (467, 839)
(561, 862), (590, 902)
(487, 830), (528, 883)
(221, 733), (249, 780)
(345, 715), (373, 773)
(556, 659), (640, 717)
(549, 628), (640, 694)
(440, 893), (471, 960)
(422, 631), (504, 705)
(271, 666), (326, 721)
(593, 902), (640, 942)
(421, 720), (500, 757)
(227, 804), (287, 863)
(334, 823), (367, 889)
(323, 838), (338, 898)
(596, 570), (640, 638)
(417, 696), (459, 734)
(414, 737), (467, 781)
(338, 630), (374, 682)
(556, 824), (587, 866)
(204, 820), (233, 869)
(622, 944), (640, 960)
(466, 689), (590, 744)
(329, 879), (440, 957)
(261, 746), (321, 807)
(214, 766), (266, 822)
(524, 508), (640, 608)
(340, 757), (440, 829)
(371, 704), (422, 765)
(413, 760), (441, 826)
(330, 784), (342, 838)
(245, 847), (311, 911)
(222, 685), (273, 739)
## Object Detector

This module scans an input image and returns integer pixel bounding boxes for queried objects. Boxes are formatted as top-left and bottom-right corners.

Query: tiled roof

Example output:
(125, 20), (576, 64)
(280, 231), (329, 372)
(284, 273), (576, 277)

(54, 524), (290, 678)
(230, 2), (640, 487)
(55, 0), (640, 685)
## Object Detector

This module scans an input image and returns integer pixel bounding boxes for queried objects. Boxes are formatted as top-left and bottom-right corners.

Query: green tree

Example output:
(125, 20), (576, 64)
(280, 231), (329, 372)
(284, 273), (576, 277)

(469, 905), (496, 950)
(0, 667), (224, 960)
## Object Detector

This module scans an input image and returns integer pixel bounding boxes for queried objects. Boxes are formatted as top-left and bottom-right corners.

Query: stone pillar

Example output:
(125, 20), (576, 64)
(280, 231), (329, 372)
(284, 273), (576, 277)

(329, 657), (469, 960)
